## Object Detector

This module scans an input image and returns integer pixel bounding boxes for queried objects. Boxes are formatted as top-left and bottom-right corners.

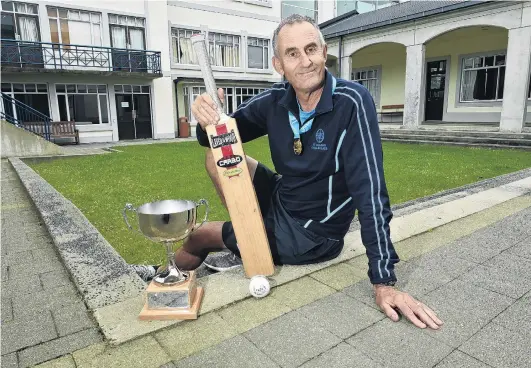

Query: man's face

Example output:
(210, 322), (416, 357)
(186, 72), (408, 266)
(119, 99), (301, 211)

(273, 21), (327, 93)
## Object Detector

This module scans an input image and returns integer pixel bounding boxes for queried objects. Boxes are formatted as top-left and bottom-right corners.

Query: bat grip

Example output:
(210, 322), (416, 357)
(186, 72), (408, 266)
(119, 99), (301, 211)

(191, 33), (225, 117)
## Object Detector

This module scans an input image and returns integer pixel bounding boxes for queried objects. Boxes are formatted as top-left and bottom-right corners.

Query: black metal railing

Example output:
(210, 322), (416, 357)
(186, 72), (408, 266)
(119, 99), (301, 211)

(1, 92), (51, 141)
(0, 39), (161, 74)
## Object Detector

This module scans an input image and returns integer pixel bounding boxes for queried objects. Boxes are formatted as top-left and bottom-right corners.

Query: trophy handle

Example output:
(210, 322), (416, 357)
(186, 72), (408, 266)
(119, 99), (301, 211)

(194, 199), (209, 231)
(122, 203), (142, 234)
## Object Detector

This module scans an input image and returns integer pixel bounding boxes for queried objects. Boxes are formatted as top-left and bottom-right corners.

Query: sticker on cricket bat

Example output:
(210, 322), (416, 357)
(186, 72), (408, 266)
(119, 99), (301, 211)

(211, 124), (243, 179)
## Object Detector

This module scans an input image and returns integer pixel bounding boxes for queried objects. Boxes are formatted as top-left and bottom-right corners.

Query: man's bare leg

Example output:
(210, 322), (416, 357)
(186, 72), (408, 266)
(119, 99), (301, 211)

(173, 149), (258, 271)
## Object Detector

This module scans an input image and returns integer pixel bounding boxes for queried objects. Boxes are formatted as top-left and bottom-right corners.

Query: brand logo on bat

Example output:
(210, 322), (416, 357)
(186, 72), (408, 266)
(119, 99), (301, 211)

(217, 155), (243, 168)
(223, 168), (242, 177)
(210, 130), (238, 148)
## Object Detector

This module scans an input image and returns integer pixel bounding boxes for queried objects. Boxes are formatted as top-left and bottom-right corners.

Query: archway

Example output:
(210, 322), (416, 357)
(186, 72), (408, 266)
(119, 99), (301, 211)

(348, 42), (406, 124)
(423, 25), (509, 124)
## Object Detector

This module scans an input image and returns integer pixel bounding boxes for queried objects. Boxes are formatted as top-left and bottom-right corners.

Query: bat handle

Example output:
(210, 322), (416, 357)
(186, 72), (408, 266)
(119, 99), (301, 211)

(191, 33), (225, 117)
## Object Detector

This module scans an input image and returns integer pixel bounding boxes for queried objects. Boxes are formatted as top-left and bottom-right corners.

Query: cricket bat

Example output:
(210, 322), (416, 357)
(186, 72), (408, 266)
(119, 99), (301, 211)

(191, 34), (275, 278)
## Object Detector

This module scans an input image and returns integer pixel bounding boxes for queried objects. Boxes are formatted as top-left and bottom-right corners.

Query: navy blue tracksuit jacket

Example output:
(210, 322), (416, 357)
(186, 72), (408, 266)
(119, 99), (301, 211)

(196, 70), (400, 284)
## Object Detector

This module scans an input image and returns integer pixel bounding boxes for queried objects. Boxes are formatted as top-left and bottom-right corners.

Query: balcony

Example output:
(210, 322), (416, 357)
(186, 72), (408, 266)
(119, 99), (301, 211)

(0, 39), (162, 76)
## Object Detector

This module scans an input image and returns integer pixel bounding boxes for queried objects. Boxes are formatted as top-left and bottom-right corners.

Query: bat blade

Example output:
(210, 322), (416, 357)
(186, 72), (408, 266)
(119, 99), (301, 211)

(191, 34), (275, 278)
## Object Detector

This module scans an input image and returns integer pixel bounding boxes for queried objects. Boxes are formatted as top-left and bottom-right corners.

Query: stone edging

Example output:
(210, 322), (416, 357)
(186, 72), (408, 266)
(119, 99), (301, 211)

(8, 157), (145, 310)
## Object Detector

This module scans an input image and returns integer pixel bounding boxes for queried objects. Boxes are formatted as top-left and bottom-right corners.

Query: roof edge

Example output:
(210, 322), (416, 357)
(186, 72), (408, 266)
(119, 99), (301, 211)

(322, 0), (498, 40)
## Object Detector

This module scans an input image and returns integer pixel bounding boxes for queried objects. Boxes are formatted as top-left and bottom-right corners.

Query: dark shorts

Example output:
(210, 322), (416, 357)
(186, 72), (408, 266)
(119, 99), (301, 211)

(222, 163), (344, 266)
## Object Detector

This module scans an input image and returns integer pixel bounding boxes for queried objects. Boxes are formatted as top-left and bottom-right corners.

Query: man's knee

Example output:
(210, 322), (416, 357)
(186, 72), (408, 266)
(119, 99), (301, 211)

(182, 221), (225, 253)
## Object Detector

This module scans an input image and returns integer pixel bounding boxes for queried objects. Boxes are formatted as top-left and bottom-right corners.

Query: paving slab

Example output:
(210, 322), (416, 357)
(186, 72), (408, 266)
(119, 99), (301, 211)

(1, 274), (43, 298)
(346, 319), (453, 368)
(491, 292), (531, 337)
(506, 236), (531, 260)
(173, 335), (279, 368)
(217, 293), (292, 334)
(459, 322), (531, 368)
(433, 350), (490, 368)
(34, 355), (76, 368)
(17, 328), (102, 368)
(72, 336), (170, 368)
(459, 252), (531, 299)
(1, 312), (57, 354)
(11, 284), (82, 318)
(298, 292), (384, 339)
(420, 279), (514, 348)
(52, 302), (97, 336)
(268, 276), (336, 309)
(39, 270), (72, 290)
(244, 310), (342, 368)
(394, 249), (477, 296)
(1, 353), (18, 368)
(1, 297), (13, 323)
(299, 342), (384, 368)
(154, 312), (238, 361)
(309, 261), (367, 290)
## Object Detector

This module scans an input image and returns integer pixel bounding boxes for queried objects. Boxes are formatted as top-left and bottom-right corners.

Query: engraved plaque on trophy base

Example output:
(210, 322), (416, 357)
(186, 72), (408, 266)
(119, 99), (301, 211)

(138, 271), (204, 320)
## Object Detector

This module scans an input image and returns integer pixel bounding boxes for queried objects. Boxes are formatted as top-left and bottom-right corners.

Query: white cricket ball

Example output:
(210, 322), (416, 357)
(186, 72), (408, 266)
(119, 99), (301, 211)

(249, 275), (270, 298)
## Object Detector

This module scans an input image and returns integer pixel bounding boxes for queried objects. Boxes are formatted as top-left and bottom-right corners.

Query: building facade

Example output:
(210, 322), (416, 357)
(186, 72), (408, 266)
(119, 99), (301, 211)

(2, 0), (395, 143)
(322, 0), (531, 133)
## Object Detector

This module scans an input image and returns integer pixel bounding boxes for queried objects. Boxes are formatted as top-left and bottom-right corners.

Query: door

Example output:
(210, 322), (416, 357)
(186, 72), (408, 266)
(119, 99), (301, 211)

(115, 90), (152, 140)
(425, 60), (447, 121)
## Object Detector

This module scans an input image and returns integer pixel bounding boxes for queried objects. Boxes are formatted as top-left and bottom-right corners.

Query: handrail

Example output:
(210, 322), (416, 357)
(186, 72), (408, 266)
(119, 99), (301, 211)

(1, 38), (162, 74)
(1, 92), (51, 141)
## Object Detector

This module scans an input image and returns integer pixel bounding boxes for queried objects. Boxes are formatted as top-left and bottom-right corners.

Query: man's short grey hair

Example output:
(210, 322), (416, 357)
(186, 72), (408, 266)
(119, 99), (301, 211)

(272, 14), (326, 58)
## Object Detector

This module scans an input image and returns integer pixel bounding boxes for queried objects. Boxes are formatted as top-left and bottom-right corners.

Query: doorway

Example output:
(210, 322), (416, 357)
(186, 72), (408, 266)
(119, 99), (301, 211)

(425, 60), (447, 121)
(115, 85), (152, 140)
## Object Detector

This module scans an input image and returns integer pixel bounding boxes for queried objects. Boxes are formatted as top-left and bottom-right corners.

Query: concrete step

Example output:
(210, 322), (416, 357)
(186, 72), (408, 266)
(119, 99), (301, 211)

(380, 133), (531, 147)
(380, 129), (531, 140)
(381, 138), (531, 150)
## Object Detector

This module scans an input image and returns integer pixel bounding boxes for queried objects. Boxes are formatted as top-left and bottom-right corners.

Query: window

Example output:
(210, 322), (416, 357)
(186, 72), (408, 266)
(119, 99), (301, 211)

(182, 85), (267, 120)
(282, 1), (317, 20)
(47, 7), (102, 46)
(1, 82), (50, 120)
(352, 68), (379, 102)
(208, 32), (240, 67)
(109, 14), (145, 50)
(460, 54), (505, 102)
(56, 84), (108, 124)
(1, 1), (40, 41)
(248, 37), (269, 69)
(171, 28), (200, 64)
(336, 0), (356, 16)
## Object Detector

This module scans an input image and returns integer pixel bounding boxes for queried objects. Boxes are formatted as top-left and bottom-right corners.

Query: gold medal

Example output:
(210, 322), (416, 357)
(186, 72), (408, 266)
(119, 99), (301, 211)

(293, 138), (303, 155)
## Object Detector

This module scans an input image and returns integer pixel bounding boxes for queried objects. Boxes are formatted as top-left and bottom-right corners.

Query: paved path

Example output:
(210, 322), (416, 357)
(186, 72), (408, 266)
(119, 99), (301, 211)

(1, 160), (102, 368)
(2, 155), (530, 367)
(165, 204), (531, 368)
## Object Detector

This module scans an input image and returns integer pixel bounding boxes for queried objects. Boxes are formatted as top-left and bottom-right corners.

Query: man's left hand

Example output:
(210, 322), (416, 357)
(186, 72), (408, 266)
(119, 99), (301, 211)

(373, 285), (443, 329)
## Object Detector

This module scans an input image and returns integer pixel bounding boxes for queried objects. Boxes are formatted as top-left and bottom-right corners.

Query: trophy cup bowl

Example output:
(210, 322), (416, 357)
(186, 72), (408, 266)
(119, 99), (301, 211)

(122, 199), (209, 320)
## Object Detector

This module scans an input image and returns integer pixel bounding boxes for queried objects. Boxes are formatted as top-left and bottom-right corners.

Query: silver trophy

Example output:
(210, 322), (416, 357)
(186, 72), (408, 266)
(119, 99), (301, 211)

(122, 199), (209, 320)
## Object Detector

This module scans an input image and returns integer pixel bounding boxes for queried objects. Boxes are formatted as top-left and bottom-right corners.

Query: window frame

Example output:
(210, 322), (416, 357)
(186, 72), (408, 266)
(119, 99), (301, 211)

(351, 65), (382, 108)
(456, 50), (507, 107)
(55, 83), (109, 124)
(207, 30), (241, 68)
(47, 6), (103, 46)
(247, 36), (270, 71)
(281, 0), (318, 21)
(232, 0), (273, 8)
(1, 1), (41, 42)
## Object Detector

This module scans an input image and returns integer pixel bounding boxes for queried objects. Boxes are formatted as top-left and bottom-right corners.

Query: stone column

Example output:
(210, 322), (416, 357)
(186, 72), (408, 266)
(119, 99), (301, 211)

(340, 55), (351, 80)
(500, 27), (531, 133)
(403, 44), (425, 129)
(144, 0), (177, 139)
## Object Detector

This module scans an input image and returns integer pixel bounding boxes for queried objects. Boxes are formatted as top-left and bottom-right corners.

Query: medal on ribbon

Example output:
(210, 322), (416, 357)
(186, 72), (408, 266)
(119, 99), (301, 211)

(293, 138), (303, 155)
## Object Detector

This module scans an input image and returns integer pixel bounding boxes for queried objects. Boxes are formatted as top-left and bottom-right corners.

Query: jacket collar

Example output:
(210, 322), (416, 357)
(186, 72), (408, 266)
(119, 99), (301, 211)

(279, 69), (335, 116)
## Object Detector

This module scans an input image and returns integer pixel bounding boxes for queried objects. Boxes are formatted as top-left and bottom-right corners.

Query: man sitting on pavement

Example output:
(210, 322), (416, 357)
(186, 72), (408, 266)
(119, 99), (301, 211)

(133, 14), (443, 331)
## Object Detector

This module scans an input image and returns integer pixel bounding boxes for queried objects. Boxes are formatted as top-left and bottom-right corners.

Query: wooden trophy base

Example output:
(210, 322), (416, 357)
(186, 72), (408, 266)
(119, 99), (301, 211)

(138, 270), (204, 321)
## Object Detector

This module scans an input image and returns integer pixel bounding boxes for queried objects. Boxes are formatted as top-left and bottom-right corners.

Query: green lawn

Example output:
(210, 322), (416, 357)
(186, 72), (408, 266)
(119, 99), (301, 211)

(28, 138), (531, 265)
